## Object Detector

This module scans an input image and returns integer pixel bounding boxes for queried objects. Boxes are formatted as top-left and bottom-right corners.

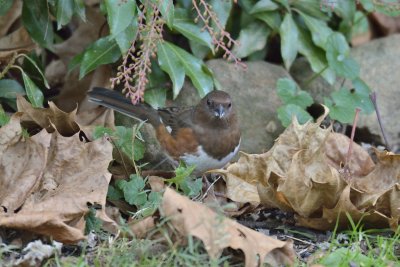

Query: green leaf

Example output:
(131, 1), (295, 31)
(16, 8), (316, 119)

(326, 33), (359, 79)
(22, 54), (50, 89)
(280, 13), (298, 69)
(144, 61), (168, 108)
(297, 27), (336, 84)
(107, 185), (123, 201)
(320, 248), (371, 266)
(114, 23), (137, 54)
(273, 0), (290, 11)
(157, 41), (213, 98)
(291, 0), (329, 21)
(114, 126), (145, 161)
(298, 11), (333, 48)
(0, 79), (25, 99)
(79, 37), (121, 79)
(157, 42), (185, 98)
(250, 0), (279, 13)
(73, 0), (86, 20)
(351, 11), (369, 38)
(117, 174), (147, 206)
(84, 207), (102, 234)
(21, 71), (44, 108)
(0, 105), (10, 126)
(277, 104), (313, 127)
(68, 52), (84, 72)
(181, 177), (202, 197)
(56, 0), (74, 29)
(233, 21), (270, 58)
(189, 40), (211, 59)
(254, 11), (282, 31)
(276, 78), (313, 108)
(92, 126), (114, 139)
(173, 20), (213, 51)
(22, 0), (54, 48)
(158, 0), (174, 28)
(0, 0), (14, 16)
(210, 0), (232, 28)
(105, 0), (136, 38)
(324, 85), (372, 123)
(334, 0), (356, 22)
(359, 0), (374, 12)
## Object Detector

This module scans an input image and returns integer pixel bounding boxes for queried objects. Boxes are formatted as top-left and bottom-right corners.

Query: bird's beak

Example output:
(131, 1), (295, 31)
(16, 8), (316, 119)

(214, 104), (225, 118)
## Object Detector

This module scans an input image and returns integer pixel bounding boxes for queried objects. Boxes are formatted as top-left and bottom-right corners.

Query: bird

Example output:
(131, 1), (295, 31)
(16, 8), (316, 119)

(87, 87), (241, 175)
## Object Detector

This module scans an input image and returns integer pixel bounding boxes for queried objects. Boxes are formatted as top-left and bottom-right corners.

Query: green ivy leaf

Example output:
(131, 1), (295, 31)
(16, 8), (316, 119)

(157, 41), (213, 98)
(326, 33), (359, 79)
(277, 104), (313, 127)
(22, 0), (54, 48)
(21, 71), (44, 108)
(280, 13), (298, 69)
(114, 126), (145, 161)
(233, 21), (270, 58)
(250, 0), (279, 13)
(254, 11), (282, 31)
(297, 27), (336, 84)
(324, 84), (372, 123)
(0, 79), (25, 99)
(56, 0), (74, 29)
(79, 37), (121, 79)
(117, 174), (147, 206)
(277, 78), (313, 108)
(107, 185), (123, 201)
(0, 0), (14, 16)
(299, 11), (333, 48)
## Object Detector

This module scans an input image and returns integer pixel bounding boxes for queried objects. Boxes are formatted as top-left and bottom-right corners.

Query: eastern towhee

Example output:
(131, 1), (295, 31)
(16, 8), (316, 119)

(87, 87), (241, 175)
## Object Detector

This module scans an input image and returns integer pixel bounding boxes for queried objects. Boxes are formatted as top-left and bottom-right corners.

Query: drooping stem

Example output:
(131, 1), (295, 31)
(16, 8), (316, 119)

(345, 108), (361, 169)
(370, 92), (391, 151)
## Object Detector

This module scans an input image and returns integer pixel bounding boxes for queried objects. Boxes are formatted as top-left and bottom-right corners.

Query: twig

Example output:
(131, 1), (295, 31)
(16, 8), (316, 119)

(0, 52), (18, 79)
(369, 92), (391, 151)
(342, 108), (361, 181)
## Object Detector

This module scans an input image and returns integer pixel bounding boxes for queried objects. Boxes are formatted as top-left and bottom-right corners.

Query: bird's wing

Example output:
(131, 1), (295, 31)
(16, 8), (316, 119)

(157, 106), (195, 136)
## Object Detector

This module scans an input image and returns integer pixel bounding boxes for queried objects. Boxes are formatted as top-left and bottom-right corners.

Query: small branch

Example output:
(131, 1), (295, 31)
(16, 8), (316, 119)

(0, 52), (18, 79)
(370, 92), (391, 151)
(341, 108), (361, 181)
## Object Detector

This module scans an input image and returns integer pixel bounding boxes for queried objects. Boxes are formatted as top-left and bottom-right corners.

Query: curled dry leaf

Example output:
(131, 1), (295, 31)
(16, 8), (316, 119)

(214, 110), (399, 231)
(161, 188), (295, 267)
(17, 96), (80, 136)
(0, 114), (116, 243)
(0, 27), (36, 60)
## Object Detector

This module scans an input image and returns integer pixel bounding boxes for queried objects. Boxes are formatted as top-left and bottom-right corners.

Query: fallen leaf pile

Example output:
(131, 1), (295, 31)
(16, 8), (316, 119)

(0, 111), (116, 243)
(215, 111), (399, 231)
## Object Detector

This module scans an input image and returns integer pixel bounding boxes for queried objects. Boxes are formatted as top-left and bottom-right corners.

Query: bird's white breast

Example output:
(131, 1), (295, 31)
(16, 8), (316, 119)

(180, 140), (240, 175)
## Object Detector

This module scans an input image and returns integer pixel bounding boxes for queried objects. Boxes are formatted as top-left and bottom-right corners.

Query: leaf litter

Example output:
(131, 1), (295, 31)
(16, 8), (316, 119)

(214, 108), (399, 231)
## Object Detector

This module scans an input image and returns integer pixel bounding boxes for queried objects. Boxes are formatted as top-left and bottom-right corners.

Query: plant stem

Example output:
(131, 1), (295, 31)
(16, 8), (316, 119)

(369, 92), (391, 151)
(345, 108), (361, 169)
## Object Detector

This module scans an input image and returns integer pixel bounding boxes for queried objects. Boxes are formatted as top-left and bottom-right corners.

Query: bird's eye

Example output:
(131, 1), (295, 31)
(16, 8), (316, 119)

(207, 99), (212, 106)
(228, 103), (232, 108)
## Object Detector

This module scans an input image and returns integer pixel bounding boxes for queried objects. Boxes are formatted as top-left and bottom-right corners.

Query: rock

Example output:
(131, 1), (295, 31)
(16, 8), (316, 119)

(291, 34), (400, 151)
(176, 59), (291, 153)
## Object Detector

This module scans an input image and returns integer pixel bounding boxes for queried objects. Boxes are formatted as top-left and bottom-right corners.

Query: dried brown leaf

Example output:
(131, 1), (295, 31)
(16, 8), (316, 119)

(17, 96), (80, 136)
(0, 27), (36, 60)
(0, 114), (115, 243)
(214, 111), (399, 230)
(161, 188), (295, 267)
(0, 0), (22, 38)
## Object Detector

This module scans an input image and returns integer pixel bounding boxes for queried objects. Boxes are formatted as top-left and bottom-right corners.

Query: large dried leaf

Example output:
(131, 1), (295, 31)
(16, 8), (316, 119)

(0, 114), (115, 243)
(17, 96), (80, 136)
(161, 188), (295, 267)
(215, 111), (399, 230)
(0, 27), (36, 60)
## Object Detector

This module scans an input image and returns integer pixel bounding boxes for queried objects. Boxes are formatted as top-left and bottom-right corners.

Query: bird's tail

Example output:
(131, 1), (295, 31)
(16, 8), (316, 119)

(87, 87), (161, 126)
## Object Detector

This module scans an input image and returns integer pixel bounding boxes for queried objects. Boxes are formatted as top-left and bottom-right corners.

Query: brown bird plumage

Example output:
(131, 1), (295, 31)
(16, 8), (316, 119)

(87, 87), (241, 175)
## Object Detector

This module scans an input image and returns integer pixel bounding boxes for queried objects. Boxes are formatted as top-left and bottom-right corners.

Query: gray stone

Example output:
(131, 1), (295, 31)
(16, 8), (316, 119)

(176, 59), (291, 153)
